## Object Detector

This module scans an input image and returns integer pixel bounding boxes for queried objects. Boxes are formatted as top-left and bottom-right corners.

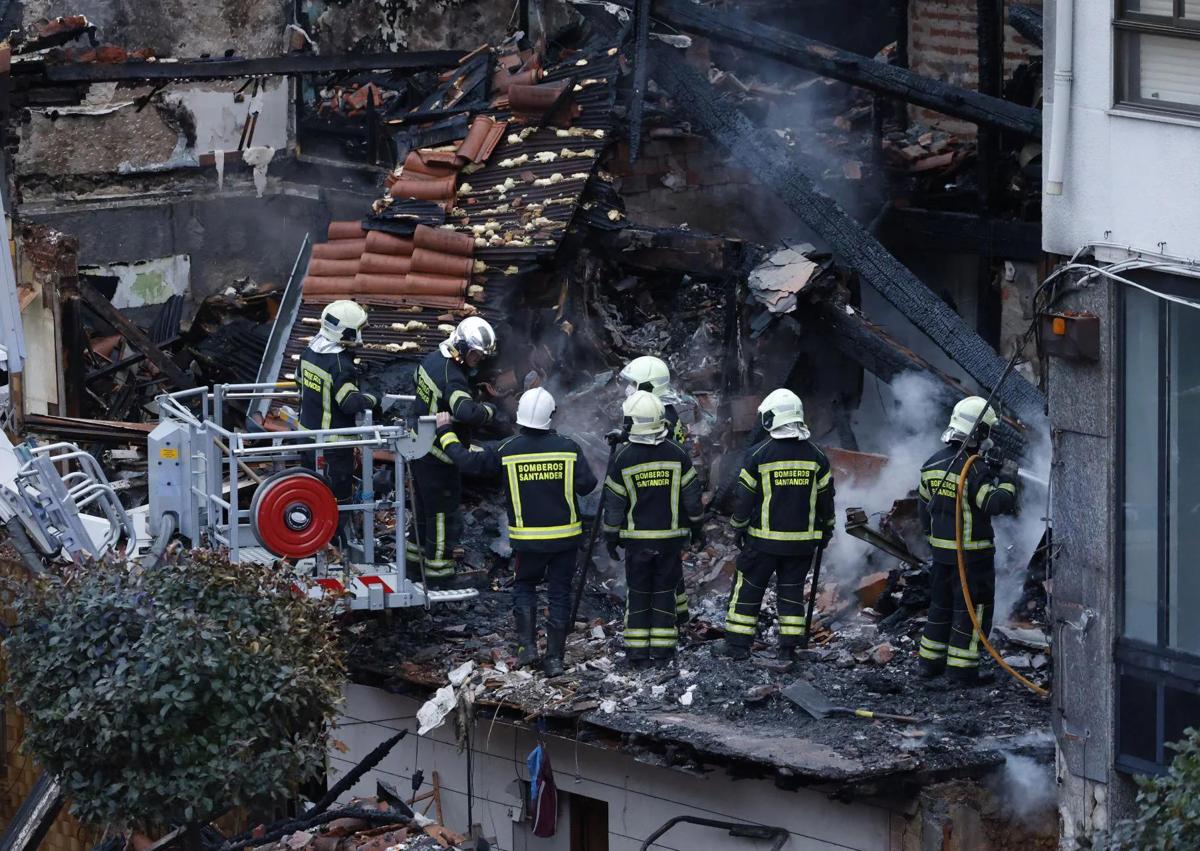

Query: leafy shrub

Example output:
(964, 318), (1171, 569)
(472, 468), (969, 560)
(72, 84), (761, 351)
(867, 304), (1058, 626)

(3, 550), (346, 831)
(1108, 727), (1200, 850)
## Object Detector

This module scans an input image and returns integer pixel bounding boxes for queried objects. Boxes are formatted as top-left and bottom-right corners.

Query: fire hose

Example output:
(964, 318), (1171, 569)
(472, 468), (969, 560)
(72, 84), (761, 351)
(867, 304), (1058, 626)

(956, 455), (1048, 697)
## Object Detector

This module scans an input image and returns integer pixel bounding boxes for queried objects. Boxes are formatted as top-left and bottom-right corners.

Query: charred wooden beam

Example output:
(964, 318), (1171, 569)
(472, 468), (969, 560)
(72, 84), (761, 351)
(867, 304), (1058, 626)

(77, 281), (194, 391)
(607, 225), (746, 277)
(881, 208), (1042, 262)
(815, 298), (967, 405)
(628, 0), (652, 162)
(37, 50), (464, 84)
(1008, 5), (1044, 49)
(614, 0), (1041, 137)
(651, 47), (1046, 422)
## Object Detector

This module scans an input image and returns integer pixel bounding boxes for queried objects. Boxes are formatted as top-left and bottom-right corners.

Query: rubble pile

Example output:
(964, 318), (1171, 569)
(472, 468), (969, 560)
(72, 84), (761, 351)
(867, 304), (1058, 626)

(262, 802), (463, 851)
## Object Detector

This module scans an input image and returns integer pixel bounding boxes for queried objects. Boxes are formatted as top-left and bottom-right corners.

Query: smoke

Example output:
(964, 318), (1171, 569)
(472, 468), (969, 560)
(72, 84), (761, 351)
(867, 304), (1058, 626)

(828, 372), (1052, 628)
(823, 371), (945, 583)
(992, 753), (1056, 820)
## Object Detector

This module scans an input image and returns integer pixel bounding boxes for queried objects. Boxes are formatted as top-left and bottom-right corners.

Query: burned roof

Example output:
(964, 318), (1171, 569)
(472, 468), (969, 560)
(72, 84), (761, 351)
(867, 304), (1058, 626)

(281, 41), (619, 373)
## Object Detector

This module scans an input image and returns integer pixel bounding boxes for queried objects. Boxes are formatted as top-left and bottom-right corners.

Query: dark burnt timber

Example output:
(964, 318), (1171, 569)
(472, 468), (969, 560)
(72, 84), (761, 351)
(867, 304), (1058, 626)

(628, 0), (651, 162)
(36, 50), (465, 84)
(78, 281), (194, 392)
(610, 0), (1041, 138)
(607, 225), (746, 278)
(815, 300), (969, 404)
(651, 46), (1046, 422)
(1008, 5), (1044, 49)
(881, 208), (1042, 262)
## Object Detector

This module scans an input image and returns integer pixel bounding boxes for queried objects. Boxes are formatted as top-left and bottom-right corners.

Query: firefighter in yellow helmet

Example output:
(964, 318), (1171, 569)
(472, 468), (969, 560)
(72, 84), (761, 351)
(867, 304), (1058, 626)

(297, 300), (380, 541)
(917, 396), (1018, 685)
(722, 389), (834, 662)
(410, 316), (499, 588)
(603, 391), (704, 668)
(619, 355), (692, 627)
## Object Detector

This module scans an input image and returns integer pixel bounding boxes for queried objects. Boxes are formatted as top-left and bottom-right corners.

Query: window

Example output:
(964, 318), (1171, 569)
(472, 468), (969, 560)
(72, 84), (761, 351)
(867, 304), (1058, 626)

(1118, 271), (1200, 772)
(569, 794), (609, 851)
(1115, 0), (1200, 115)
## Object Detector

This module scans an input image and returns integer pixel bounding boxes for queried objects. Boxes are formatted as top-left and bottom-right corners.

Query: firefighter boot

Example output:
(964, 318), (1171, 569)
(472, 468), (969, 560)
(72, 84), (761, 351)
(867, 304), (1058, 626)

(514, 607), (540, 668)
(543, 622), (567, 677)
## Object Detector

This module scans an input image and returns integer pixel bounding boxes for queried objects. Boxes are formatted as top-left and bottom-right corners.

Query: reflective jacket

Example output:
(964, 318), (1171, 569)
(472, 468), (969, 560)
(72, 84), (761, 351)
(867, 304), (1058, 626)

(731, 436), (835, 556)
(918, 444), (1017, 564)
(603, 440), (703, 553)
(414, 349), (494, 464)
(664, 404), (687, 445)
(435, 426), (598, 552)
(298, 345), (378, 432)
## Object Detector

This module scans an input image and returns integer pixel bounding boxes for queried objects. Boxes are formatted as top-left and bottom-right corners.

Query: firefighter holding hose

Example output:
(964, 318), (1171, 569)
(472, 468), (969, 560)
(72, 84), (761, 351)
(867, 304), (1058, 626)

(917, 396), (1019, 685)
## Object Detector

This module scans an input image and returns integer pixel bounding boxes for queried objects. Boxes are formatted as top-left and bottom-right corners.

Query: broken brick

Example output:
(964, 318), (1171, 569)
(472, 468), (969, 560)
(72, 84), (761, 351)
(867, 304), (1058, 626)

(855, 572), (889, 609)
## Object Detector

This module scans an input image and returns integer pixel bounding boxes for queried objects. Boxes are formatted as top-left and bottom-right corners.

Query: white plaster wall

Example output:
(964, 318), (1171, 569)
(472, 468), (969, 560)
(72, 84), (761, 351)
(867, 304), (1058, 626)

(332, 685), (903, 851)
(1043, 0), (1200, 258)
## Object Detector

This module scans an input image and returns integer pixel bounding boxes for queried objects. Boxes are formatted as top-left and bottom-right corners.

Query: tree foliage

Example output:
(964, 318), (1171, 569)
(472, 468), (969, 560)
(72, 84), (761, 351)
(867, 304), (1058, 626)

(1108, 727), (1200, 850)
(3, 550), (346, 831)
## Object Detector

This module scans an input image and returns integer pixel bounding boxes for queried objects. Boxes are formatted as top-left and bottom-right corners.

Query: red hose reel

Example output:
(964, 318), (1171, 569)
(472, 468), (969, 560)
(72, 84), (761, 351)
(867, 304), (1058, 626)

(250, 470), (339, 558)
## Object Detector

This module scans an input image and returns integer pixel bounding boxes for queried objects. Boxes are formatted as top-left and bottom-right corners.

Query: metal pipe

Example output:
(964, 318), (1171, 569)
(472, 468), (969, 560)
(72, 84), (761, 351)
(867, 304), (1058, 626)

(1046, 0), (1073, 195)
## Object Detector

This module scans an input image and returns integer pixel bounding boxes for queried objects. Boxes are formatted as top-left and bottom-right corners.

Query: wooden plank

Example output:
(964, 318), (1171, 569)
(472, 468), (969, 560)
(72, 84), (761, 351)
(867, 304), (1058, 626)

(76, 281), (193, 391)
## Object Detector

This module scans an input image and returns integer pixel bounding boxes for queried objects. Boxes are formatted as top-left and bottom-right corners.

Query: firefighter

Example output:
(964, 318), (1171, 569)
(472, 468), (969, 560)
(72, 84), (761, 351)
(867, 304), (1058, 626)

(721, 389), (834, 662)
(297, 300), (379, 543)
(410, 316), (499, 587)
(917, 395), (1018, 685)
(603, 391), (704, 668)
(432, 387), (597, 675)
(618, 355), (691, 627)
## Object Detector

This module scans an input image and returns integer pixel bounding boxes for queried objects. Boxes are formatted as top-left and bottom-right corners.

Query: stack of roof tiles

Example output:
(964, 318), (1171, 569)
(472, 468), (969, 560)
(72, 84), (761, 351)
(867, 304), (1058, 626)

(288, 36), (620, 368)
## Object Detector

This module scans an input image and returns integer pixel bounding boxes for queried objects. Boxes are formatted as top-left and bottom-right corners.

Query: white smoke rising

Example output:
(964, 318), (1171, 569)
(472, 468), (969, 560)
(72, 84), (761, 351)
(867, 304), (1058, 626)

(993, 753), (1056, 820)
(823, 371), (945, 583)
(828, 372), (1052, 626)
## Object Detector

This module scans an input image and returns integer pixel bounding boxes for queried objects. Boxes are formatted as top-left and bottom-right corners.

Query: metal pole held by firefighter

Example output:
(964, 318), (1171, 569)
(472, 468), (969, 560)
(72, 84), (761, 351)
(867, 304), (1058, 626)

(569, 428), (625, 630)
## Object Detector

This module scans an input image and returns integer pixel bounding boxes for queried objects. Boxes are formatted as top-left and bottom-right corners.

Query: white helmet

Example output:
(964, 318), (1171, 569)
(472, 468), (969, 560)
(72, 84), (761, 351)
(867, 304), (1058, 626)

(319, 300), (368, 347)
(759, 388), (810, 438)
(622, 390), (667, 444)
(449, 316), (497, 359)
(516, 387), (555, 430)
(619, 355), (672, 400)
(942, 396), (998, 445)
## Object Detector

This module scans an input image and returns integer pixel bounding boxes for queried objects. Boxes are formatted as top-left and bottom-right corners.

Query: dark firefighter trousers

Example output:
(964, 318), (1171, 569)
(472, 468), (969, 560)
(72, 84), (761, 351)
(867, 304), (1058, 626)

(725, 549), (812, 649)
(513, 548), (576, 630)
(624, 548), (682, 660)
(301, 447), (354, 545)
(919, 556), (996, 674)
(407, 459), (463, 581)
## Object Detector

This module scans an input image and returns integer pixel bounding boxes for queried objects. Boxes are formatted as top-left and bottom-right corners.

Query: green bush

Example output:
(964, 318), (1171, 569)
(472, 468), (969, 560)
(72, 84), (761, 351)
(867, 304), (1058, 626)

(1108, 727), (1200, 850)
(3, 550), (346, 831)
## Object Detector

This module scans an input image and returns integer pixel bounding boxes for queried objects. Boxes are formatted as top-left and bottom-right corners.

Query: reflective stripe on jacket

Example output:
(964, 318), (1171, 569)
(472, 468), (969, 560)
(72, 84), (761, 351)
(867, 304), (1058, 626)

(731, 436), (834, 555)
(603, 440), (703, 552)
(435, 426), (598, 552)
(414, 349), (493, 464)
(918, 444), (1017, 563)
(298, 346), (377, 432)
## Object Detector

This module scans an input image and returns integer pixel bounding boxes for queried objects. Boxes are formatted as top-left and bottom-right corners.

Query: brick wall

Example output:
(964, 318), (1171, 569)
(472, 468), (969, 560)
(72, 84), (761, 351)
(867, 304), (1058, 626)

(908, 0), (1043, 134)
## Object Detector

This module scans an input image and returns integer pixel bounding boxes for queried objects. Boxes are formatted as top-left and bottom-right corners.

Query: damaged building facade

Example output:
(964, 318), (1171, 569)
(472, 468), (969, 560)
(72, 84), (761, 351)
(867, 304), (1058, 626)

(1044, 0), (1200, 845)
(0, 0), (1165, 849)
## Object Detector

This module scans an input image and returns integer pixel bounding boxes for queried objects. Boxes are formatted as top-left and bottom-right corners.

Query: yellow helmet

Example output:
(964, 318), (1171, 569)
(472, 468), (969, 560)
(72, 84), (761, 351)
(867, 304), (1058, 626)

(622, 390), (667, 444)
(319, 300), (368, 346)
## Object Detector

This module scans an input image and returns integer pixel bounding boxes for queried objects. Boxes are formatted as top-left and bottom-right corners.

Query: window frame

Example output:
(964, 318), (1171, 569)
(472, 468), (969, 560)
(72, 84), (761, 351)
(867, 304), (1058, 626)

(1114, 0), (1200, 116)
(1116, 272), (1200, 774)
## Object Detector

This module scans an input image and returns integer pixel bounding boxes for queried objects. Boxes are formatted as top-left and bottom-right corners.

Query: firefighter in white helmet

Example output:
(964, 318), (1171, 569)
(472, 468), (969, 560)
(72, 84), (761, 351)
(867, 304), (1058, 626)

(603, 391), (704, 668)
(619, 355), (691, 626)
(410, 316), (500, 587)
(721, 389), (835, 662)
(431, 386), (597, 675)
(297, 301), (380, 541)
(917, 395), (1018, 684)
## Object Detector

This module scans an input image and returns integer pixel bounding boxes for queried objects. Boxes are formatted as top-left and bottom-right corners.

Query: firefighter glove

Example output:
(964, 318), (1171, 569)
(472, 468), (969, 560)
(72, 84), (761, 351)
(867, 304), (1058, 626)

(690, 524), (707, 551)
(734, 529), (747, 550)
(606, 538), (622, 560)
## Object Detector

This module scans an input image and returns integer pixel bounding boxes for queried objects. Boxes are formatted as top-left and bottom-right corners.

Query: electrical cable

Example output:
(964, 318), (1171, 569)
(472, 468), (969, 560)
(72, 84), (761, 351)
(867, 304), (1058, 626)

(956, 454), (1049, 696)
